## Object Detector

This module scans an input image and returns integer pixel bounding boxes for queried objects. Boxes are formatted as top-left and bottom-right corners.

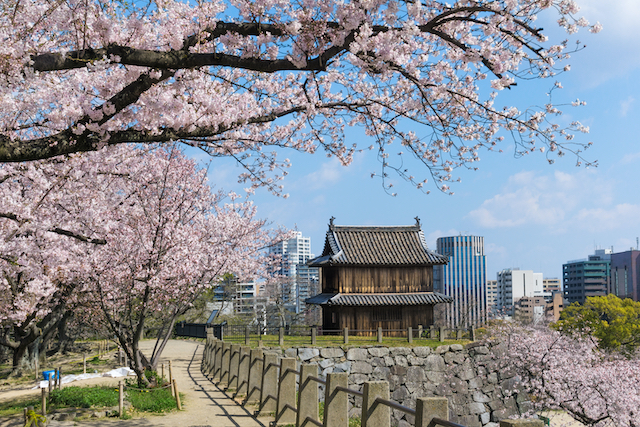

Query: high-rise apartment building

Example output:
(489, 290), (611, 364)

(434, 235), (487, 327)
(563, 249), (611, 305)
(610, 249), (640, 301)
(495, 269), (544, 315)
(486, 280), (498, 316)
(268, 232), (319, 313)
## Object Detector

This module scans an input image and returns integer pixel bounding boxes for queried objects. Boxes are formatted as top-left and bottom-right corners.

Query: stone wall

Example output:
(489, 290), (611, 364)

(264, 342), (528, 427)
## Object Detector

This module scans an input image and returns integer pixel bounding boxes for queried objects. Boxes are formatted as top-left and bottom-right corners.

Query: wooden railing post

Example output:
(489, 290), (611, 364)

(343, 327), (349, 344)
(418, 324), (423, 339)
(276, 358), (296, 425)
(311, 326), (317, 345)
(205, 337), (215, 377)
(259, 353), (279, 416)
(297, 364), (319, 427)
(324, 372), (348, 427)
(118, 381), (124, 417)
(237, 346), (250, 397)
(228, 344), (240, 390)
(220, 342), (231, 386)
(246, 348), (263, 405)
(377, 327), (383, 343)
(439, 327), (445, 342)
(214, 340), (223, 381)
(362, 381), (390, 427)
(408, 327), (413, 344)
(415, 397), (449, 427)
(430, 325), (436, 339)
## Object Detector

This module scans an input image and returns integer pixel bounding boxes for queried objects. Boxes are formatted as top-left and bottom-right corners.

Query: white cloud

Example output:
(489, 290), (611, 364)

(576, 0), (640, 38)
(620, 151), (640, 165)
(621, 96), (635, 117)
(467, 170), (613, 229)
(575, 203), (640, 230)
(300, 158), (348, 190)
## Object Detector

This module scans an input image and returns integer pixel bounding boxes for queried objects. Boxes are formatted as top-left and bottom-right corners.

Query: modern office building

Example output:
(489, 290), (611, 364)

(543, 278), (561, 293)
(563, 249), (611, 305)
(434, 235), (487, 327)
(495, 269), (544, 315)
(610, 249), (640, 301)
(268, 232), (319, 313)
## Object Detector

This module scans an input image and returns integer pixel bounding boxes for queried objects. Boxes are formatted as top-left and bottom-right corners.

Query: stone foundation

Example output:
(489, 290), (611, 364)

(263, 342), (528, 427)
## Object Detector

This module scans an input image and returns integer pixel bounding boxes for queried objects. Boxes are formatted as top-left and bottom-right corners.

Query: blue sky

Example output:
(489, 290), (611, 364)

(193, 1), (640, 281)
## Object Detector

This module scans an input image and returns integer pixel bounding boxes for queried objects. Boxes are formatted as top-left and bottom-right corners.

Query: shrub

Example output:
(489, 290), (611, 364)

(49, 386), (118, 408)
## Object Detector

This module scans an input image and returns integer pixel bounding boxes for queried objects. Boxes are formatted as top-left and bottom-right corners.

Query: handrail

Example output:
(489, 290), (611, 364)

(283, 367), (301, 376)
(428, 418), (467, 427)
(303, 416), (324, 427)
(282, 403), (297, 413)
(308, 375), (326, 385)
(335, 385), (363, 398)
(374, 397), (416, 415)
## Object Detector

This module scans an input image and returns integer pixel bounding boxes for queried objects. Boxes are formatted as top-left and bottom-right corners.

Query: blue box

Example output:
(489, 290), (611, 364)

(42, 370), (58, 381)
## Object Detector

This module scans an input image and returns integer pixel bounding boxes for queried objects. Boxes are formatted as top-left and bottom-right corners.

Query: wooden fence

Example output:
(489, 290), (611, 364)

(217, 325), (477, 347)
(201, 327), (458, 427)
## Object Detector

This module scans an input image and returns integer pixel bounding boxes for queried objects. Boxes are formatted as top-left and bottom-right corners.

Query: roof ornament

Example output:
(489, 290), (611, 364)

(329, 216), (335, 230)
(415, 216), (421, 227)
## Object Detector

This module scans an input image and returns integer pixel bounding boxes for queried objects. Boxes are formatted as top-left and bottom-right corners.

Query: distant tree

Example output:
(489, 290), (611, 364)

(553, 294), (640, 353)
(491, 323), (640, 427)
(0, 0), (601, 194)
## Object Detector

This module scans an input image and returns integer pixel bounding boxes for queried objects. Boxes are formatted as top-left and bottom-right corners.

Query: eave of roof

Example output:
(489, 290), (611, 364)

(305, 292), (453, 306)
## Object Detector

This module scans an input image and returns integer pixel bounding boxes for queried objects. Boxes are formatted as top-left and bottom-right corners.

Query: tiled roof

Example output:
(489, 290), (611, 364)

(308, 220), (448, 266)
(306, 292), (453, 306)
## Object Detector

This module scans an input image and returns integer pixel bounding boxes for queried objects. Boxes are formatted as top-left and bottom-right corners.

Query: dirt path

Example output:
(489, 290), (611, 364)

(0, 339), (272, 427)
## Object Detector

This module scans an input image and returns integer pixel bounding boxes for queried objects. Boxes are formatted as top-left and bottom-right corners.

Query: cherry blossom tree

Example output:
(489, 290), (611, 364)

(0, 145), (289, 382)
(82, 145), (289, 385)
(490, 323), (640, 427)
(0, 153), (115, 373)
(0, 0), (600, 194)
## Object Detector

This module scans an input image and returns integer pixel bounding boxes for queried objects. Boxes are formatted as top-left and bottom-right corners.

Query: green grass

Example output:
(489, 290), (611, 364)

(0, 396), (42, 417)
(49, 386), (119, 408)
(126, 387), (179, 413)
(223, 334), (470, 349)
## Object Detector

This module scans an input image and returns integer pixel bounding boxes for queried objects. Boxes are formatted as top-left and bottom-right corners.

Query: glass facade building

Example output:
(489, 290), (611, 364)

(434, 235), (487, 327)
(563, 249), (611, 305)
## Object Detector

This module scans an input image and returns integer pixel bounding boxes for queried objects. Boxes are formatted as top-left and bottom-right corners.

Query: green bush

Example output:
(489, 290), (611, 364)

(49, 386), (118, 408)
(127, 387), (176, 413)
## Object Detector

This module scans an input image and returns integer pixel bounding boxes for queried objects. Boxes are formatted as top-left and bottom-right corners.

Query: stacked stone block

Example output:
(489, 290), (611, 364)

(273, 342), (528, 427)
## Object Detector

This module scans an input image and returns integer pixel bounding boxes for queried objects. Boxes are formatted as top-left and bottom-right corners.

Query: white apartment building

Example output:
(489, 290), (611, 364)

(496, 268), (544, 315)
(486, 280), (498, 315)
(268, 232), (319, 313)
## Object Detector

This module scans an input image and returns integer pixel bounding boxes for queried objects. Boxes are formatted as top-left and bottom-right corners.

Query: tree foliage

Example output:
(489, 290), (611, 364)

(553, 294), (640, 353)
(491, 323), (640, 427)
(0, 0), (600, 193)
(0, 145), (290, 382)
